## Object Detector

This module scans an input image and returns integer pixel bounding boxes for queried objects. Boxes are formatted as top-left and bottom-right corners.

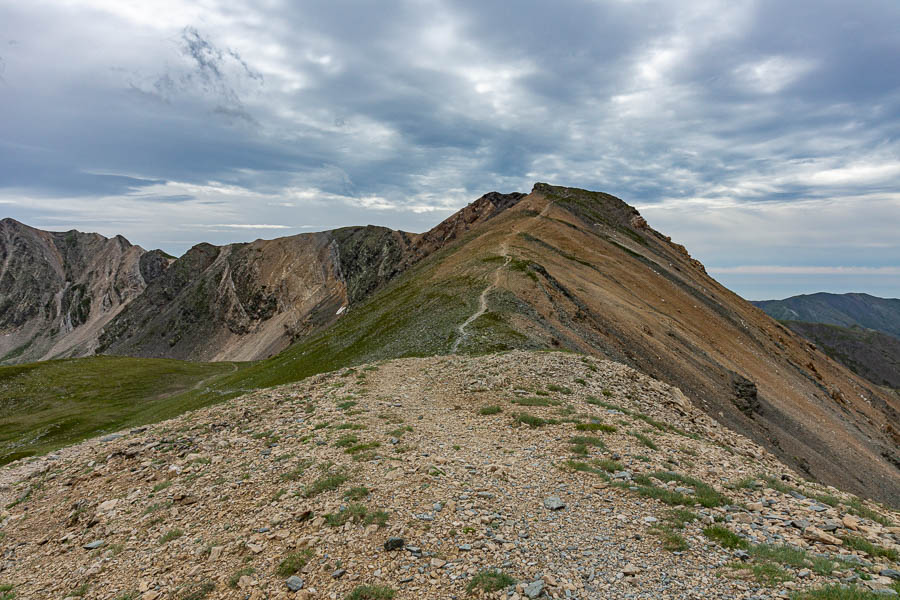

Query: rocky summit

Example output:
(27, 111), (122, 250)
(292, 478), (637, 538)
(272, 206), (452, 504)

(1, 352), (898, 599)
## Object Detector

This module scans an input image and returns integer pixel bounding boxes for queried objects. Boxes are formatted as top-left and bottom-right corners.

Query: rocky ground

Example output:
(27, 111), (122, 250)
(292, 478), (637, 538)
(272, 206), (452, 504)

(1, 351), (898, 600)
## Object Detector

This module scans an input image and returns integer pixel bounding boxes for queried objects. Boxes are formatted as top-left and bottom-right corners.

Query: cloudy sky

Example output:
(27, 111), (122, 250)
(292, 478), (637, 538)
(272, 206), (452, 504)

(2, 0), (899, 300)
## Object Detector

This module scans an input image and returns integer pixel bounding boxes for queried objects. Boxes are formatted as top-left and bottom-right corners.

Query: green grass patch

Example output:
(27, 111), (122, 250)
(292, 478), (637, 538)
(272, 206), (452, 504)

(703, 525), (749, 549)
(466, 569), (516, 594)
(726, 562), (793, 586)
(0, 356), (242, 466)
(334, 423), (366, 430)
(546, 384), (572, 395)
(631, 432), (657, 450)
(575, 422), (616, 433)
(646, 471), (728, 507)
(275, 549), (313, 576)
(515, 413), (558, 428)
(158, 529), (184, 545)
(280, 459), (314, 481)
(569, 435), (606, 450)
(345, 585), (396, 600)
(651, 525), (689, 551)
(344, 486), (370, 500)
(176, 581), (215, 600)
(303, 470), (350, 498)
(790, 585), (900, 599)
(334, 434), (360, 448)
(840, 535), (898, 561)
(324, 503), (389, 528)
(844, 497), (894, 527)
(479, 405), (502, 415)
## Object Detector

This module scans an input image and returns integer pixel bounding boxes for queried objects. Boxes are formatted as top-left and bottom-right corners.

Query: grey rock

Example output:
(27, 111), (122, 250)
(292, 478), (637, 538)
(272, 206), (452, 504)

(332, 568), (347, 579)
(524, 579), (545, 598)
(100, 434), (123, 443)
(384, 537), (405, 551)
(822, 520), (841, 531)
(286, 575), (304, 591)
(733, 550), (750, 561)
(458, 544), (472, 551)
(881, 569), (900, 580)
(543, 496), (565, 510)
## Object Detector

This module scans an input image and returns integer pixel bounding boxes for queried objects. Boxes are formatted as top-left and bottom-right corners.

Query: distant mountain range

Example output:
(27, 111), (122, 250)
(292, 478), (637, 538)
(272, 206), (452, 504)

(753, 293), (900, 339)
(2, 184), (899, 506)
(753, 293), (900, 390)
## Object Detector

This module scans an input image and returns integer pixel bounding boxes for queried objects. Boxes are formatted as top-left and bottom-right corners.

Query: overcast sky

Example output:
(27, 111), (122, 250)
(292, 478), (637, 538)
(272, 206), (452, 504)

(2, 0), (899, 300)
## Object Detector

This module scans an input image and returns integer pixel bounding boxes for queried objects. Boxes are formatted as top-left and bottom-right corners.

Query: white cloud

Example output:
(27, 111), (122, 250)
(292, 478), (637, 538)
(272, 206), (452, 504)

(709, 266), (900, 275)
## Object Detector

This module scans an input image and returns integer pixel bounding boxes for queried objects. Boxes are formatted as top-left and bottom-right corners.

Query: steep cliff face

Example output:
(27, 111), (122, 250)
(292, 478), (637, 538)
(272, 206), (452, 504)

(96, 227), (424, 361)
(2, 192), (527, 364)
(0, 219), (164, 363)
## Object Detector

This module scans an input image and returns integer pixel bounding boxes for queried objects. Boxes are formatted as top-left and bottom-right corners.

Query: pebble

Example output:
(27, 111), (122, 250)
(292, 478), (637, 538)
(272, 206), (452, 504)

(543, 496), (565, 510)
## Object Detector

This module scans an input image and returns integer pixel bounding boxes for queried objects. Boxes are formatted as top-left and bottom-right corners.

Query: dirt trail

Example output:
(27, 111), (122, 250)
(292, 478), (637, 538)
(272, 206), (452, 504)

(452, 199), (553, 353)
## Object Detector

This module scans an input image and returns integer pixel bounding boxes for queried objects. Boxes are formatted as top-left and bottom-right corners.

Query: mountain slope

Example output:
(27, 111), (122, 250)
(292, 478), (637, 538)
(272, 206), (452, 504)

(1, 192), (525, 364)
(780, 321), (900, 389)
(2, 184), (898, 506)
(202, 183), (900, 505)
(1, 352), (898, 600)
(753, 293), (900, 340)
(0, 218), (170, 364)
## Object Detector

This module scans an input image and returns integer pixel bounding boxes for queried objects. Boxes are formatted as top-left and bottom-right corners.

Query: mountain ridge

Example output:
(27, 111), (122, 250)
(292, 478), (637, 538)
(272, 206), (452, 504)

(1, 184), (899, 507)
(753, 293), (900, 340)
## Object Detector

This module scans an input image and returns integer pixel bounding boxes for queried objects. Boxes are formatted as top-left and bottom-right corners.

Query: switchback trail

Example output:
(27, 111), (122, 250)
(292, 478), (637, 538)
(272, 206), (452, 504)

(451, 199), (553, 353)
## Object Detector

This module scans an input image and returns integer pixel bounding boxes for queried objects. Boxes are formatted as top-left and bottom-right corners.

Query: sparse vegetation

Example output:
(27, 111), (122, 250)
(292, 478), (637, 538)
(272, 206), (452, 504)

(703, 525), (749, 549)
(466, 569), (516, 594)
(631, 432), (657, 450)
(345, 585), (396, 600)
(479, 405), (502, 415)
(276, 549), (313, 577)
(840, 535), (898, 561)
(575, 422), (616, 433)
(515, 413), (558, 427)
(158, 529), (184, 545)
(303, 470), (350, 498)
(228, 567), (256, 588)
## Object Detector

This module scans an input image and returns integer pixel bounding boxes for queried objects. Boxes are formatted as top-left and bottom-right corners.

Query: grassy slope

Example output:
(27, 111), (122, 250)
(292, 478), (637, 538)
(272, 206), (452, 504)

(0, 357), (243, 465)
(0, 215), (527, 465)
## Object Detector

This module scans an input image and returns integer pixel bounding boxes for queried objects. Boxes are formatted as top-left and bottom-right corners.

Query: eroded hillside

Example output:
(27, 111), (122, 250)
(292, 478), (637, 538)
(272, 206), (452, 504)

(0, 218), (169, 364)
(0, 352), (897, 600)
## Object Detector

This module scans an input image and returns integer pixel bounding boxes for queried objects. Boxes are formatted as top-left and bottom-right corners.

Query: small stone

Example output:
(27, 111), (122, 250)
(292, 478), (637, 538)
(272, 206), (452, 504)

(524, 579), (545, 598)
(286, 576), (304, 592)
(384, 537), (405, 551)
(332, 569), (346, 579)
(431, 558), (446, 568)
(622, 563), (642, 576)
(543, 496), (565, 510)
(798, 569), (811, 579)
(458, 544), (472, 551)
(881, 569), (900, 581)
(208, 546), (224, 562)
(83, 540), (104, 550)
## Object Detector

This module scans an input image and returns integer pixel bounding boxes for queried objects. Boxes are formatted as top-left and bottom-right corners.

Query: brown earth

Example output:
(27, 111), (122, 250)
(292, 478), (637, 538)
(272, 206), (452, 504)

(0, 218), (169, 363)
(1, 352), (897, 599)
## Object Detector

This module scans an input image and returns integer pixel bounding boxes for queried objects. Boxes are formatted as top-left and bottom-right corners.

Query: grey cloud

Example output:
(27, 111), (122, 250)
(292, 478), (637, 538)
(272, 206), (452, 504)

(0, 0), (898, 298)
